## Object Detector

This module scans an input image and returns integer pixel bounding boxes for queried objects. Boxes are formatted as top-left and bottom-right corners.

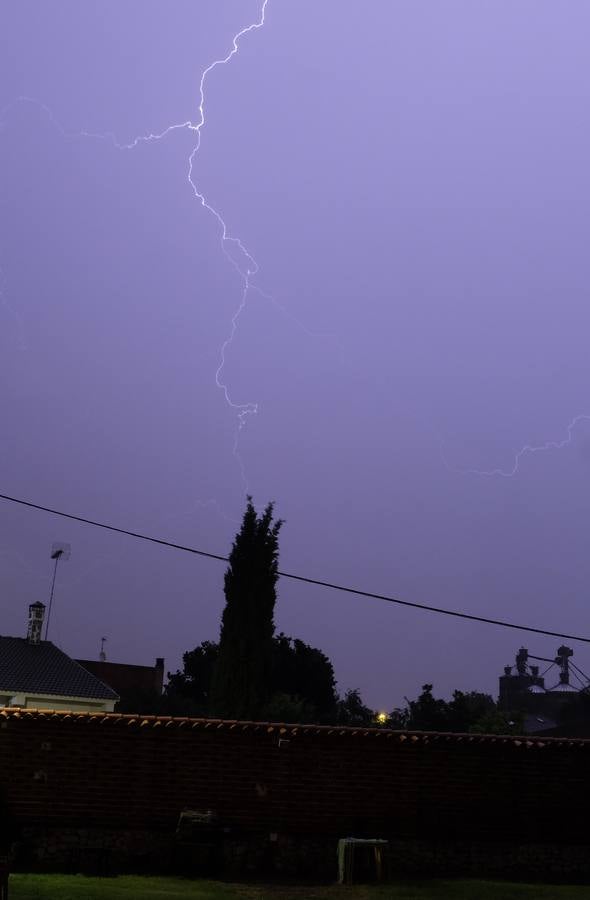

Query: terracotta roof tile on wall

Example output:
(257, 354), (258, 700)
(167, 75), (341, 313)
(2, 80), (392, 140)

(1, 707), (589, 747)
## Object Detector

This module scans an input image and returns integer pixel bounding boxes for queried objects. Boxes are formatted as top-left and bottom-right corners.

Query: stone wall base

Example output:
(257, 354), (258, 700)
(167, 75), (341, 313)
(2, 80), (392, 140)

(12, 828), (590, 882)
(389, 839), (590, 882)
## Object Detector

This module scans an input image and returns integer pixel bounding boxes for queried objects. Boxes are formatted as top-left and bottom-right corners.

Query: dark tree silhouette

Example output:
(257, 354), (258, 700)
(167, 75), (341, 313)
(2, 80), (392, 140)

(210, 498), (282, 719)
(272, 633), (337, 718)
(468, 707), (524, 735)
(398, 684), (522, 734)
(336, 689), (375, 726)
(446, 690), (496, 732)
(404, 684), (450, 731)
(165, 640), (219, 716)
(167, 633), (338, 722)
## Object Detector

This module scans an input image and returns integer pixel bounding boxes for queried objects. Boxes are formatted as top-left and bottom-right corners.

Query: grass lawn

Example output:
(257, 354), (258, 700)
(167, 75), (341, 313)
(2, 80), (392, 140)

(9, 875), (235, 900)
(9, 875), (590, 900)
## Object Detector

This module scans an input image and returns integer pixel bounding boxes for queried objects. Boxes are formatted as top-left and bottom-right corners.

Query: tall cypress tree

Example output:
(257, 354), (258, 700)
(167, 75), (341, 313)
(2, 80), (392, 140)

(210, 497), (282, 719)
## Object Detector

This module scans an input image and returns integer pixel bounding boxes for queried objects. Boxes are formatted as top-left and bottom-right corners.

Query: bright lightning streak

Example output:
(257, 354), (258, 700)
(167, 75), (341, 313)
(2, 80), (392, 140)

(122, 2), (271, 431)
(119, 0), (272, 430)
(1, 2), (272, 489)
(186, 3), (272, 433)
(185, 0), (270, 467)
(443, 413), (590, 478)
(3, 0), (339, 499)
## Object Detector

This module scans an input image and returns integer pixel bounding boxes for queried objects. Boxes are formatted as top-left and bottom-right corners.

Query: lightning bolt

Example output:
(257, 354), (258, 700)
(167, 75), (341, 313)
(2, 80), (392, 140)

(3, 0), (342, 506)
(186, 2), (272, 434)
(1, 2), (276, 492)
(442, 413), (590, 478)
(110, 1), (273, 434)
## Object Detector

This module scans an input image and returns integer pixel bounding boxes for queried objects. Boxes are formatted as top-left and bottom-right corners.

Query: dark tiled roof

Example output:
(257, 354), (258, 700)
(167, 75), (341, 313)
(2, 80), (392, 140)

(75, 659), (162, 696)
(523, 713), (559, 734)
(0, 637), (118, 700)
(1, 708), (589, 747)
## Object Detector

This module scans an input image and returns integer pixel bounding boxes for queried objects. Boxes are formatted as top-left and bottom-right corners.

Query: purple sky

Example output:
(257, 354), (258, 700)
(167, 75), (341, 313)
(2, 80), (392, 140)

(2, 1), (590, 710)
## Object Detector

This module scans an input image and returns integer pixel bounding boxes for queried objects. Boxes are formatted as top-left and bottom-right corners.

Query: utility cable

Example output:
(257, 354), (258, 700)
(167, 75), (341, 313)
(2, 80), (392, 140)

(540, 662), (556, 678)
(2, 490), (590, 645)
(570, 661), (590, 683)
(570, 669), (587, 690)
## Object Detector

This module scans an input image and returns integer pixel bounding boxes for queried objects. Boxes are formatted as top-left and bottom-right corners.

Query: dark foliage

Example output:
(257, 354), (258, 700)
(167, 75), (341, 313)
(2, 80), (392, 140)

(446, 689), (497, 732)
(164, 640), (219, 716)
(397, 683), (522, 734)
(166, 633), (338, 723)
(210, 498), (282, 719)
(403, 684), (451, 731)
(468, 707), (524, 734)
(115, 687), (163, 716)
(545, 689), (590, 736)
(335, 689), (375, 726)
(271, 632), (337, 718)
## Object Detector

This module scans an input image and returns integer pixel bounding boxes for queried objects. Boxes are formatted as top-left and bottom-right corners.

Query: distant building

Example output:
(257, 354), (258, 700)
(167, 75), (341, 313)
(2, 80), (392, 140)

(499, 644), (589, 735)
(0, 602), (118, 712)
(76, 656), (164, 712)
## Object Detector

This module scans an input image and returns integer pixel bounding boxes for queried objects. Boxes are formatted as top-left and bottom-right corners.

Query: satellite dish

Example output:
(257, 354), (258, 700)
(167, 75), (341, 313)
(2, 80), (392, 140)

(50, 542), (71, 560)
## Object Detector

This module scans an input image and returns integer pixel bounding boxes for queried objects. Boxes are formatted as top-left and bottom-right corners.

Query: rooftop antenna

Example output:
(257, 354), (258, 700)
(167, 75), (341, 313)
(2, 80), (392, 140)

(45, 542), (71, 640)
(99, 637), (107, 662)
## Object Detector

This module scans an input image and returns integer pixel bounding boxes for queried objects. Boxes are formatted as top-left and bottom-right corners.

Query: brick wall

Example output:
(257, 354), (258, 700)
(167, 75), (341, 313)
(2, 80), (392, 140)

(2, 710), (590, 875)
(3, 710), (590, 838)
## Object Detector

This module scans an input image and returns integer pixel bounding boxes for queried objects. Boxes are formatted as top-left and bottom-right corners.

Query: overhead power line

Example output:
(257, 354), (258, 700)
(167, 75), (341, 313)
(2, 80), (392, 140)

(570, 660), (590, 683)
(2, 490), (590, 645)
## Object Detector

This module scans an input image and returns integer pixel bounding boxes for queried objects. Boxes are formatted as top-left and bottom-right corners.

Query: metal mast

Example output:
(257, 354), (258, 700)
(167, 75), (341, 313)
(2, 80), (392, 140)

(45, 542), (71, 641)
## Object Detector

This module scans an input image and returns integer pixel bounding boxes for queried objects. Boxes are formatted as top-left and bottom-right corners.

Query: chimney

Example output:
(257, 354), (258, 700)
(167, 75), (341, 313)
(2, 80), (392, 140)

(155, 658), (165, 696)
(27, 602), (46, 644)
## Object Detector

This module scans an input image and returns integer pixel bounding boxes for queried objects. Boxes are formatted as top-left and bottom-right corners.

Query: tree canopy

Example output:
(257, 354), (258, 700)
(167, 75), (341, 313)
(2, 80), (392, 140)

(209, 498), (282, 718)
(391, 683), (523, 734)
(160, 498), (530, 733)
(271, 632), (337, 717)
(166, 633), (338, 723)
(165, 640), (219, 716)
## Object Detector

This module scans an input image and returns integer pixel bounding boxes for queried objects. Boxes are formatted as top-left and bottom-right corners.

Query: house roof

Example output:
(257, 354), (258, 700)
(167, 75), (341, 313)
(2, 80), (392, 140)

(1, 707), (589, 747)
(548, 681), (579, 693)
(75, 658), (162, 697)
(0, 637), (119, 701)
(523, 713), (559, 734)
